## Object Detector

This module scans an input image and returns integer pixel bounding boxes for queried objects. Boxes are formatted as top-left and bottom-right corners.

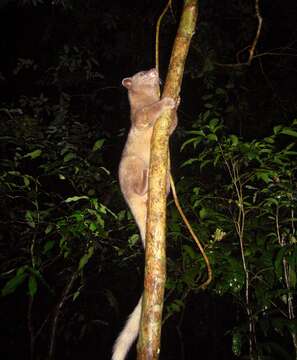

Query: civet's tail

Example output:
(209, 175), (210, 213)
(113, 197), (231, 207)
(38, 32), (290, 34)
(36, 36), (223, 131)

(112, 296), (142, 360)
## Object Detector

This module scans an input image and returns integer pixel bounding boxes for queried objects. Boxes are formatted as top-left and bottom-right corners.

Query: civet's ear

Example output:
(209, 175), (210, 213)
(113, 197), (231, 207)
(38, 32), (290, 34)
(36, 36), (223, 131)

(122, 78), (132, 88)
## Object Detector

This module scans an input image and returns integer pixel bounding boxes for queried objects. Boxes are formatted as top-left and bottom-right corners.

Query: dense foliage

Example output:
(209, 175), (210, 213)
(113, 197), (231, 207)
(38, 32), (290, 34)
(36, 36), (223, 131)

(0, 1), (296, 359)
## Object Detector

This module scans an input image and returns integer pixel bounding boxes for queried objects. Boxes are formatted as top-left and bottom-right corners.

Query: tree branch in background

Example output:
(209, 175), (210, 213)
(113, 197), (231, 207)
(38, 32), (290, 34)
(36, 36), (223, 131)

(215, 0), (263, 68)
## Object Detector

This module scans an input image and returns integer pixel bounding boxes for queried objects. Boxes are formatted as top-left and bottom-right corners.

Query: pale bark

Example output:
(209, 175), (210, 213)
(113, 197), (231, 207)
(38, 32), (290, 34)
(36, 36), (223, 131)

(137, 1), (198, 359)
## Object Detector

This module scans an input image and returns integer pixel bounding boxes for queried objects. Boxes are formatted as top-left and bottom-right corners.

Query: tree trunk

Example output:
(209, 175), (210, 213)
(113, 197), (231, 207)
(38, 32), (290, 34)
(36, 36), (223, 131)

(137, 1), (198, 359)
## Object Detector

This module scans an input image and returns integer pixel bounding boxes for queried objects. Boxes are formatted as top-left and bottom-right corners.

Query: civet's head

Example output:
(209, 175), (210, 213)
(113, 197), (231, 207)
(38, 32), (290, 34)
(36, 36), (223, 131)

(122, 68), (160, 100)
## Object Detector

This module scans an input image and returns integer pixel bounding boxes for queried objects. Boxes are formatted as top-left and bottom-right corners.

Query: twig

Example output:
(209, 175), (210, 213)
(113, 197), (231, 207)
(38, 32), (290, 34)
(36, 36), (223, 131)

(215, 0), (263, 68)
(176, 304), (186, 360)
(276, 204), (297, 359)
(220, 145), (257, 359)
(247, 0), (263, 65)
(48, 270), (78, 359)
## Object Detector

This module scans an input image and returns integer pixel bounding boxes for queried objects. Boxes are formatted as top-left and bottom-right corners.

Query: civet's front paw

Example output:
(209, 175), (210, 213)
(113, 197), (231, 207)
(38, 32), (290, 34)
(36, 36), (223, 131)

(161, 97), (175, 109)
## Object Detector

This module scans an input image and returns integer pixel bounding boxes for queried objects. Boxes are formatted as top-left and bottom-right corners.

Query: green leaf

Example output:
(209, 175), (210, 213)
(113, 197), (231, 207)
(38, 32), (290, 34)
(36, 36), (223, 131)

(275, 247), (286, 279)
(182, 245), (197, 260)
(92, 139), (105, 151)
(42, 240), (55, 254)
(7, 171), (21, 176)
(230, 134), (238, 146)
(25, 210), (35, 228)
(202, 110), (210, 121)
(45, 224), (54, 234)
(72, 289), (81, 301)
(265, 197), (279, 207)
(255, 170), (272, 183)
(1, 267), (28, 296)
(216, 88), (226, 95)
(78, 246), (94, 271)
(232, 331), (242, 356)
(78, 255), (89, 271)
(65, 195), (89, 203)
(208, 118), (219, 131)
(167, 299), (184, 314)
(264, 136), (275, 144)
(128, 233), (139, 247)
(180, 137), (202, 151)
(23, 175), (30, 187)
(207, 133), (218, 142)
(28, 275), (37, 297)
(200, 159), (212, 170)
(199, 207), (208, 220)
(24, 149), (42, 159)
(285, 151), (297, 156)
(72, 210), (84, 221)
(181, 158), (199, 167)
(89, 222), (97, 232)
(117, 210), (126, 221)
(273, 125), (283, 135)
(204, 103), (213, 109)
(281, 127), (297, 138)
(87, 209), (104, 227)
(63, 152), (76, 162)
